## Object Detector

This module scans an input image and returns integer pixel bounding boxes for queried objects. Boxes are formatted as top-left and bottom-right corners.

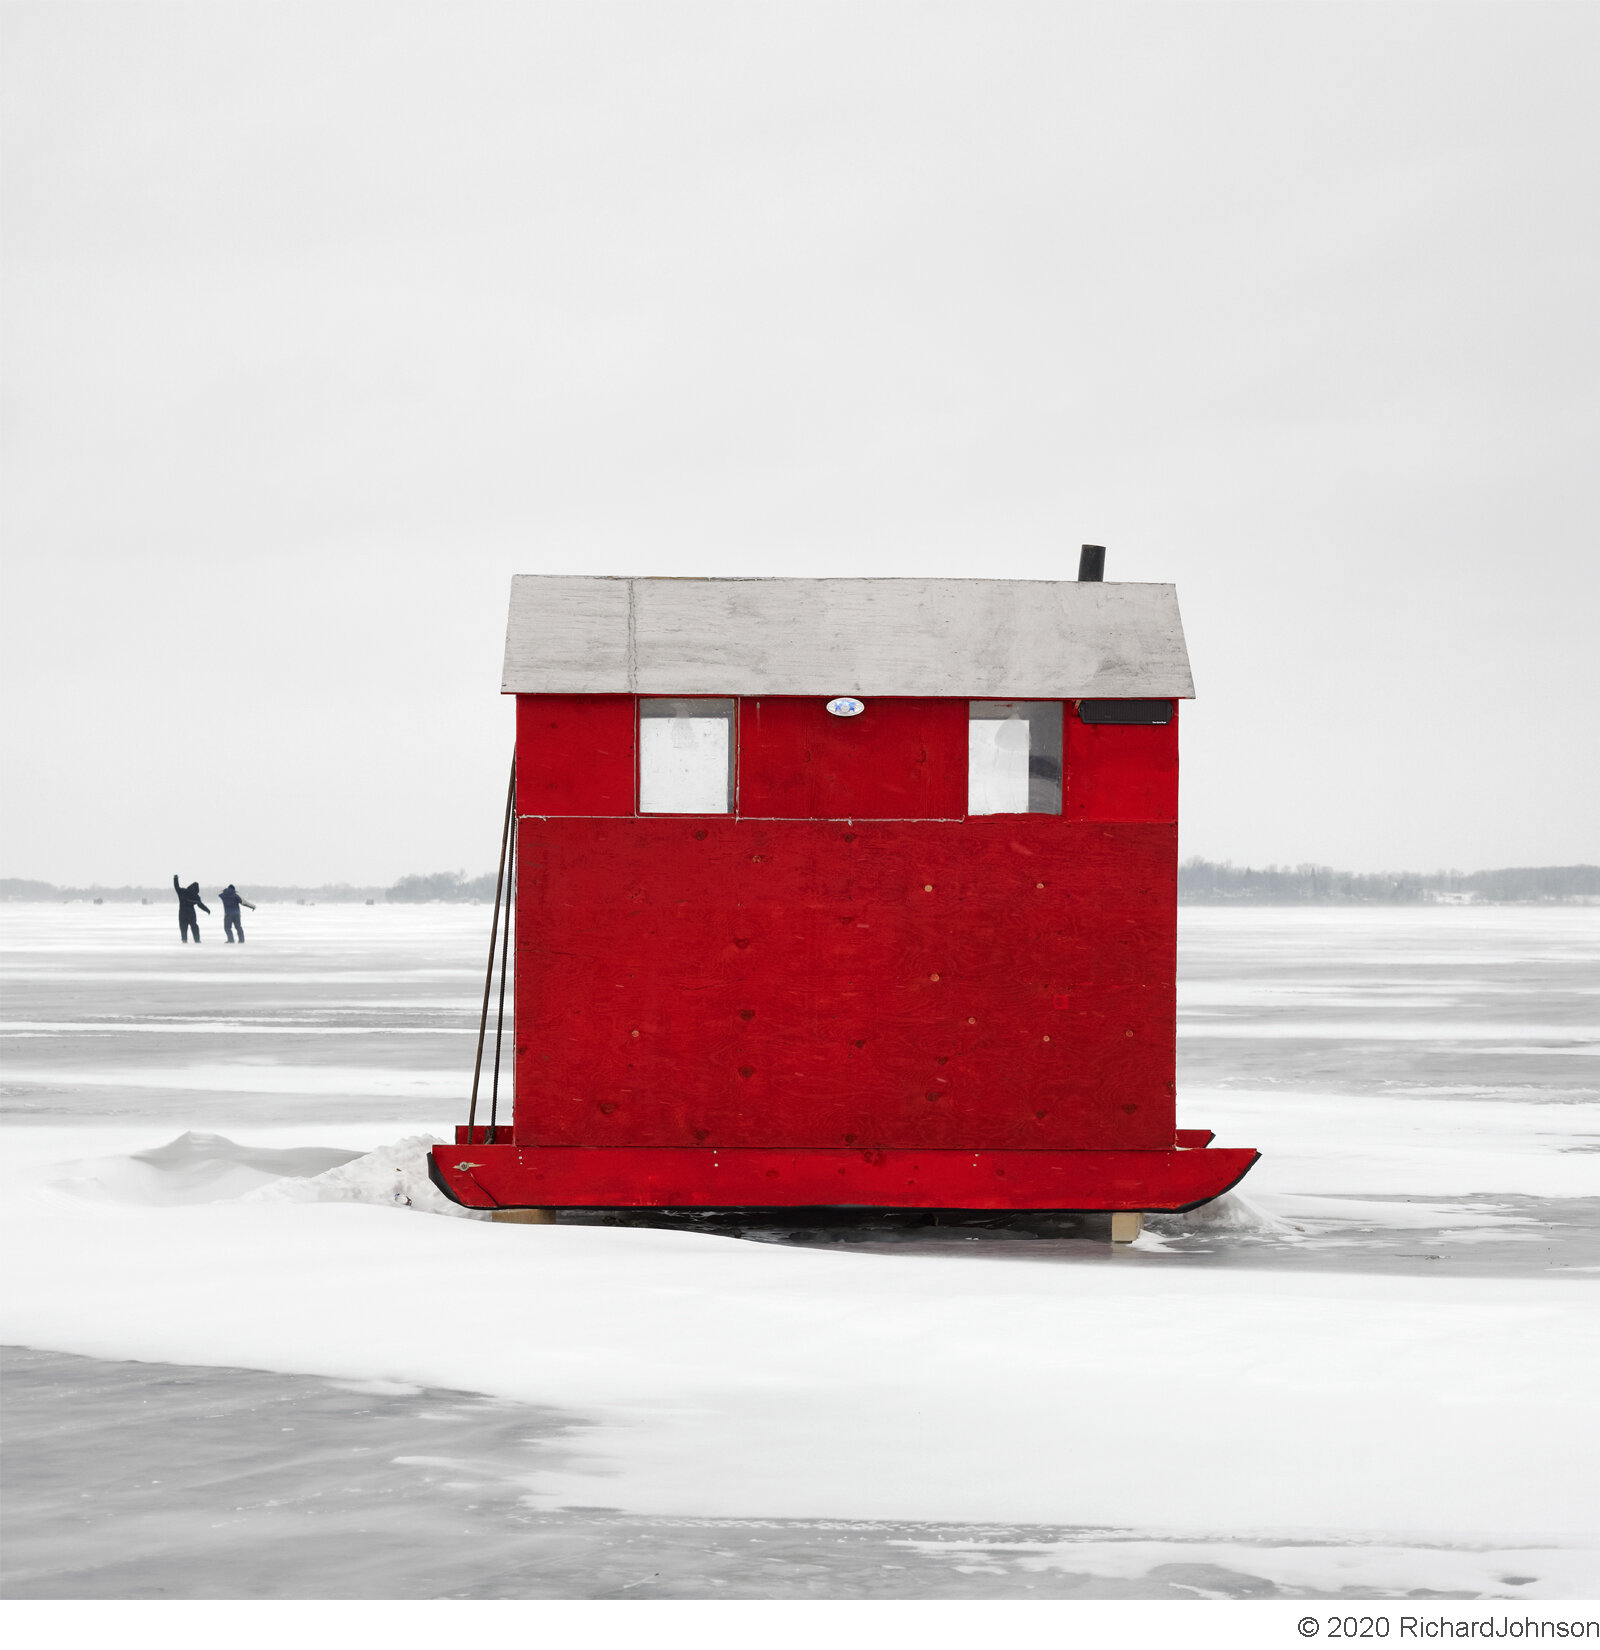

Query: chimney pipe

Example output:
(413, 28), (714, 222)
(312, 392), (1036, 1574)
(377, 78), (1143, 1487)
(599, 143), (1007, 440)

(1077, 544), (1106, 582)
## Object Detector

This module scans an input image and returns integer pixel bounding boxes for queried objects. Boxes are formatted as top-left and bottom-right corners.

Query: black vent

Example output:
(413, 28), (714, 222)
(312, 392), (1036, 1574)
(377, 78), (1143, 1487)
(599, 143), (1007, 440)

(1079, 699), (1174, 725)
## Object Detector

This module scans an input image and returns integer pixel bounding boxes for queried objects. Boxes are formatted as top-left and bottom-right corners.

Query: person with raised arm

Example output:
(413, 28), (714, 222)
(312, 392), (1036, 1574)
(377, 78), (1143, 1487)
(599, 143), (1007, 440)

(173, 875), (209, 943)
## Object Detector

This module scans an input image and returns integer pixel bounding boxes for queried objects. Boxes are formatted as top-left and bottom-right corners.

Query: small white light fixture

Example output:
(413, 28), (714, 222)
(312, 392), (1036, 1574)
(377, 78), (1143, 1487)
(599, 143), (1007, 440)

(826, 697), (865, 717)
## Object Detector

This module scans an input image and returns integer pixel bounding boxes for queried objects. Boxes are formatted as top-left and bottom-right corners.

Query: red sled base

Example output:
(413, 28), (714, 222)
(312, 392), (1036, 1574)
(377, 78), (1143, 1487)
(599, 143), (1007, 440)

(427, 1130), (1257, 1214)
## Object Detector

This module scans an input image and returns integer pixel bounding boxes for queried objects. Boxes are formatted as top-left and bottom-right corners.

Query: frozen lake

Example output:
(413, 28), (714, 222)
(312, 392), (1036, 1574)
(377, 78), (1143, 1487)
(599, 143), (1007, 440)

(2, 901), (1596, 1597)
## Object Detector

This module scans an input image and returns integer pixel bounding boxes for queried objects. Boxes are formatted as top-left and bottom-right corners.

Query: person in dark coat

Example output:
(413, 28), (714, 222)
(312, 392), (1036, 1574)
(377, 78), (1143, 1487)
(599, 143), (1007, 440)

(173, 876), (209, 943)
(219, 884), (255, 943)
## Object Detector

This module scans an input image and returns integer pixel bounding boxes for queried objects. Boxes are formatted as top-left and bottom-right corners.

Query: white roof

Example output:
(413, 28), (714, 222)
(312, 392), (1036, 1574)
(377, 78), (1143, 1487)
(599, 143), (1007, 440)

(502, 576), (1194, 698)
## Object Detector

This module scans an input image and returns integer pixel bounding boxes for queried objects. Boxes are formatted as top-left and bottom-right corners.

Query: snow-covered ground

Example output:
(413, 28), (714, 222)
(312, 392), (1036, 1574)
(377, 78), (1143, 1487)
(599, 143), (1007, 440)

(2, 902), (1596, 1598)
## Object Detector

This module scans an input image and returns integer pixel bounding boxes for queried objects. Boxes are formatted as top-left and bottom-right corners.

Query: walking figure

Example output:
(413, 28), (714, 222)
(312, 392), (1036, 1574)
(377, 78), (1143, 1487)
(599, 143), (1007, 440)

(219, 884), (256, 944)
(173, 876), (209, 943)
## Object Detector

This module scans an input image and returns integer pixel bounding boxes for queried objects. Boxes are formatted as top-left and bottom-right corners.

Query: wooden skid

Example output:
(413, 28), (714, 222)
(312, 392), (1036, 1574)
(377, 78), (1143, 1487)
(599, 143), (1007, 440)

(428, 1141), (1257, 1213)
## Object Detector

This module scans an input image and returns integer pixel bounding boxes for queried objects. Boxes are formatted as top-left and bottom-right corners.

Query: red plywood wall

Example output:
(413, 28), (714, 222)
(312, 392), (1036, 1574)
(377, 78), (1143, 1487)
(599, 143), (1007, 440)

(1066, 701), (1179, 823)
(513, 816), (1176, 1152)
(510, 694), (1179, 1158)
(515, 694), (635, 816)
(738, 696), (966, 818)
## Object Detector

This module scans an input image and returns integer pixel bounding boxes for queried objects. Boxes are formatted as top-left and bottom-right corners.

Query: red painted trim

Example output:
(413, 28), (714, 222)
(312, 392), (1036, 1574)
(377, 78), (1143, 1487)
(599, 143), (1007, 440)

(428, 1142), (1257, 1213)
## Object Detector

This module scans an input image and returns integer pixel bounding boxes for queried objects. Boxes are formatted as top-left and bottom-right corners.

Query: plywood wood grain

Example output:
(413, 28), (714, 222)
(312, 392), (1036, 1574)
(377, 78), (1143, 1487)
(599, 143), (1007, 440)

(511, 816), (1177, 1154)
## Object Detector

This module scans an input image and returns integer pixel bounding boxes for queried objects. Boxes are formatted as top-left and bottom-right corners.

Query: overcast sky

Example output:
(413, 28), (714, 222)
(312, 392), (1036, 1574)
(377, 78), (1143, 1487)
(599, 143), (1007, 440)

(3, 1), (1596, 885)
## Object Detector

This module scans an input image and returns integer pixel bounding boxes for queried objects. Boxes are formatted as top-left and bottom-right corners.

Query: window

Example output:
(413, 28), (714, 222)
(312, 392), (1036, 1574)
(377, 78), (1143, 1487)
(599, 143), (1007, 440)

(639, 699), (735, 813)
(968, 701), (1062, 815)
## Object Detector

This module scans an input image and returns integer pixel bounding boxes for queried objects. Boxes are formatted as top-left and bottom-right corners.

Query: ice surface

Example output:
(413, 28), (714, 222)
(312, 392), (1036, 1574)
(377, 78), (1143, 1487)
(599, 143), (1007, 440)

(9, 1187), (1597, 1540)
(0, 903), (485, 1127)
(894, 1533), (1600, 1600)
(2, 901), (1596, 1597)
(8, 1346), (1589, 1600)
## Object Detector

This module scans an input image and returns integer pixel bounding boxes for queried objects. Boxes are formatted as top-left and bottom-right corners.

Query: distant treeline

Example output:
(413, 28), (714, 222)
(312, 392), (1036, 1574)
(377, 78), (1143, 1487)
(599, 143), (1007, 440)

(6, 863), (1597, 907)
(0, 874), (490, 905)
(1178, 860), (1600, 905)
(383, 871), (500, 903)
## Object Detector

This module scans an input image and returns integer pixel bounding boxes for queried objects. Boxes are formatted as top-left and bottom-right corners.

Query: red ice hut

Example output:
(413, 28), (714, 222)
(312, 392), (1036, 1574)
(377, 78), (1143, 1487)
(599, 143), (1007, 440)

(429, 555), (1257, 1233)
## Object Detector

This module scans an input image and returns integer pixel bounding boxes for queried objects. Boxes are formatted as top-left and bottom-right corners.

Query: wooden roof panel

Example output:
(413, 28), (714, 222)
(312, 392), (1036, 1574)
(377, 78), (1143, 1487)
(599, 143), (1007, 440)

(503, 576), (1194, 698)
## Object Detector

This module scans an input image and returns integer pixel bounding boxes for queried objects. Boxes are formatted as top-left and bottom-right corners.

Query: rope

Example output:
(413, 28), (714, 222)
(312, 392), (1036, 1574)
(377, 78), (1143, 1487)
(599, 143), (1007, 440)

(467, 757), (516, 1141)
(488, 807), (515, 1136)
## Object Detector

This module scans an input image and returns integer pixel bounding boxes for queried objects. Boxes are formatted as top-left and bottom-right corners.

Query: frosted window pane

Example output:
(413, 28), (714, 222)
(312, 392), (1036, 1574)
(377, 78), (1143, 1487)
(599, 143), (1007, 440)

(968, 701), (1062, 814)
(640, 716), (732, 813)
(968, 717), (1031, 815)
